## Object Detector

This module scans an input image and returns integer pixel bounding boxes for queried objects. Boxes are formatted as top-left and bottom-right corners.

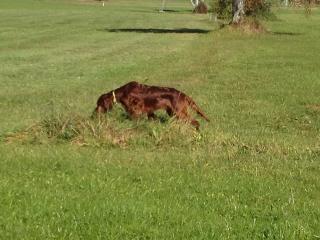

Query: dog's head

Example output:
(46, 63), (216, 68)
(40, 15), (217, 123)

(92, 92), (115, 117)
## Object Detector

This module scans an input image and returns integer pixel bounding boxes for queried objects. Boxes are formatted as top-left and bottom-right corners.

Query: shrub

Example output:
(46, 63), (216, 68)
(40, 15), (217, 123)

(211, 0), (272, 21)
(245, 0), (271, 18)
(193, 1), (209, 13)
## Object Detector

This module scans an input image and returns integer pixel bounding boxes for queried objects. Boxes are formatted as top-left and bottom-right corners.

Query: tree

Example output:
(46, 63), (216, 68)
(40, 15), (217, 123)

(212, 0), (310, 26)
(232, 0), (245, 24)
(211, 0), (271, 25)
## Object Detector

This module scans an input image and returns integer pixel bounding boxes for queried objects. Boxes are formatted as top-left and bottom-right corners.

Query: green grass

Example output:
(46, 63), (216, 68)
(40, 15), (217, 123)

(0, 0), (320, 238)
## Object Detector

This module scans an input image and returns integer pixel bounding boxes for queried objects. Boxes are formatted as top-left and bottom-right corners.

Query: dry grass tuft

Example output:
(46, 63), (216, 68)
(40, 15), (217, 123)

(4, 113), (204, 148)
(231, 17), (267, 34)
(306, 104), (320, 113)
(4, 114), (134, 147)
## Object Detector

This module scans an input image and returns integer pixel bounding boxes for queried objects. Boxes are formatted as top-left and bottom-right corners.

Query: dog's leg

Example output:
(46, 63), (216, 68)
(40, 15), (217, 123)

(147, 112), (157, 120)
(166, 108), (173, 117)
(127, 108), (142, 120)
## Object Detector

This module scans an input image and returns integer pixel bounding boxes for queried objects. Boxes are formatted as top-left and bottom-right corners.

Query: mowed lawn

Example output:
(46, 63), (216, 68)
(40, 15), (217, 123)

(0, 0), (320, 238)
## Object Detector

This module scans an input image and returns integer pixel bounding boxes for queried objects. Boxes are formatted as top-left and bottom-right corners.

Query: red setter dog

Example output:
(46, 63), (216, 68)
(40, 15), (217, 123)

(93, 81), (209, 129)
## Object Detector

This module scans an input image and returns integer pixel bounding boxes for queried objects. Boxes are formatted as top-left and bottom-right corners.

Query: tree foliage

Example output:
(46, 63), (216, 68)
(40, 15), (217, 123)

(211, 0), (272, 21)
(245, 0), (271, 17)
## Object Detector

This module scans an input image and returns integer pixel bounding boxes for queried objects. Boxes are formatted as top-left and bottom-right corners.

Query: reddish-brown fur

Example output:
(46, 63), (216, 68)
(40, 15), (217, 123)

(93, 81), (209, 129)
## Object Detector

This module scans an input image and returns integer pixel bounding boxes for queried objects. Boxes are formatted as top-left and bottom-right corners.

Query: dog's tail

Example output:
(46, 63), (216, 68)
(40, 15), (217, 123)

(186, 96), (210, 122)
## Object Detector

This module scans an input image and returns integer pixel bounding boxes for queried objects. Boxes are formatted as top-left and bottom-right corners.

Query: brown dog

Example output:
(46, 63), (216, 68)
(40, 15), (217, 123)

(93, 81), (209, 129)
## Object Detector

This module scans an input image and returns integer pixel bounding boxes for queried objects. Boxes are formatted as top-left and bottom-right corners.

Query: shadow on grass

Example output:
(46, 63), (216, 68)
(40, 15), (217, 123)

(157, 9), (192, 13)
(105, 28), (211, 34)
(131, 9), (192, 14)
(271, 31), (303, 36)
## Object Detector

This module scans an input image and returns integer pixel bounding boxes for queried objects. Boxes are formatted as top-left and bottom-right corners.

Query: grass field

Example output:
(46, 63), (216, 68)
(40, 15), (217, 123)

(0, 0), (320, 239)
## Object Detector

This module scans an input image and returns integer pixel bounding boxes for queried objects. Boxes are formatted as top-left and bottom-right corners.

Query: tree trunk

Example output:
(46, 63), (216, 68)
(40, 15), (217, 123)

(191, 0), (199, 7)
(160, 0), (166, 12)
(232, 0), (245, 24)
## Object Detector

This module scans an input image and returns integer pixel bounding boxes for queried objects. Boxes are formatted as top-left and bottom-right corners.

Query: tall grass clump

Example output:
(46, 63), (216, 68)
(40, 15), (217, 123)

(4, 113), (206, 149)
